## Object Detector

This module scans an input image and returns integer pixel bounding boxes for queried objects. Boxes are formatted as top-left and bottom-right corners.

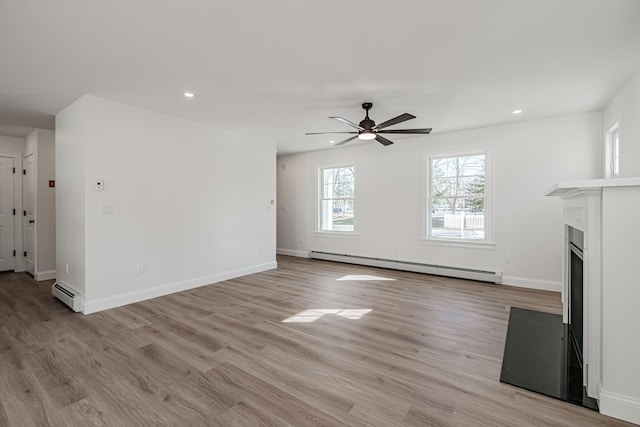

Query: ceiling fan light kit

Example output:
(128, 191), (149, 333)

(306, 102), (432, 147)
(358, 131), (376, 141)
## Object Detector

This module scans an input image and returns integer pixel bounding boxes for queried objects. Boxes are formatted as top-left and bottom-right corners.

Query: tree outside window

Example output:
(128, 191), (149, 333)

(319, 166), (355, 232)
(429, 154), (486, 240)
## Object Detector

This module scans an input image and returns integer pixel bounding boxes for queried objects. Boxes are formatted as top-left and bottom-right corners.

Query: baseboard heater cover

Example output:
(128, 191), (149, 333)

(309, 251), (501, 284)
(52, 282), (83, 312)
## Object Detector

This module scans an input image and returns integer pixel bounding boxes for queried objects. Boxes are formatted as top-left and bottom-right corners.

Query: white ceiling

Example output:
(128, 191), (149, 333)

(1, 0), (639, 155)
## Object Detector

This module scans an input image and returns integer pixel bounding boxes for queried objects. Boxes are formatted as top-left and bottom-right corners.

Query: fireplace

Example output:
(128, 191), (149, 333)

(547, 184), (603, 400)
(547, 178), (640, 424)
(568, 227), (584, 366)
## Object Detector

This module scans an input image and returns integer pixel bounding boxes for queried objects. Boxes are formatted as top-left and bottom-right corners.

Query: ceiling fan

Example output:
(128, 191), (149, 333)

(306, 102), (432, 146)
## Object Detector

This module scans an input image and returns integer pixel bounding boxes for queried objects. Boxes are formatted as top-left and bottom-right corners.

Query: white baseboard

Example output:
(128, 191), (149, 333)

(83, 261), (277, 315)
(276, 248), (309, 258)
(309, 251), (500, 284)
(276, 250), (560, 292)
(600, 388), (640, 425)
(501, 275), (561, 292)
(35, 270), (56, 281)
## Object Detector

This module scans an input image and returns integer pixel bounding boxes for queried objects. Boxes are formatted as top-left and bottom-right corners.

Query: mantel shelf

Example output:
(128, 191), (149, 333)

(546, 177), (640, 198)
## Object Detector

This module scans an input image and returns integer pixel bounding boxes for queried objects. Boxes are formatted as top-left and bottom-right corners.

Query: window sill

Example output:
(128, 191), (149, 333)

(421, 238), (496, 250)
(315, 231), (360, 239)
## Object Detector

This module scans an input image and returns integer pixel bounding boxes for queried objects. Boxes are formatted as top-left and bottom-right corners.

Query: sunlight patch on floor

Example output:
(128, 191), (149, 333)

(336, 274), (396, 281)
(282, 308), (372, 323)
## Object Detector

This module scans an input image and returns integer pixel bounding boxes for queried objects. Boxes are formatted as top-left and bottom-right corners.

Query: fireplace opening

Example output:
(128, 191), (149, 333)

(568, 227), (584, 367)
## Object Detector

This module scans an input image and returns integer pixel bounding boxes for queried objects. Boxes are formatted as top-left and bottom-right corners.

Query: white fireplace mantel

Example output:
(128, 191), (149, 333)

(546, 177), (640, 197)
(546, 177), (640, 425)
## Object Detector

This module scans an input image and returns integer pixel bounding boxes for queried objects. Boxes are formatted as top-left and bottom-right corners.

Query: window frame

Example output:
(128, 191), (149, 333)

(316, 162), (357, 235)
(605, 122), (620, 178)
(424, 149), (493, 247)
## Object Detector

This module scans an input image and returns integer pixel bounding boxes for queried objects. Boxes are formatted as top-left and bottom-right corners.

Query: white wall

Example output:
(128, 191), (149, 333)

(277, 113), (601, 290)
(599, 67), (640, 423)
(0, 135), (24, 157)
(600, 186), (640, 424)
(56, 99), (87, 294)
(56, 95), (277, 313)
(36, 130), (56, 276)
(25, 129), (56, 278)
(603, 69), (640, 177)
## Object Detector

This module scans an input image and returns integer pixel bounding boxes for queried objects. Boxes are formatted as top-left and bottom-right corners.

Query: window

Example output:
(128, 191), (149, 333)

(605, 123), (620, 178)
(318, 165), (355, 232)
(428, 153), (487, 241)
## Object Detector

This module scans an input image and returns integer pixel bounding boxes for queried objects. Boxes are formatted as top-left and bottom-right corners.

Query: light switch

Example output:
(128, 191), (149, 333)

(99, 203), (114, 215)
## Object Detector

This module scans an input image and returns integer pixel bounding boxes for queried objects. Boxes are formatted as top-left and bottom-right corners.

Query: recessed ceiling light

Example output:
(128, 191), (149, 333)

(329, 140), (335, 144)
(184, 92), (195, 98)
(513, 109), (523, 115)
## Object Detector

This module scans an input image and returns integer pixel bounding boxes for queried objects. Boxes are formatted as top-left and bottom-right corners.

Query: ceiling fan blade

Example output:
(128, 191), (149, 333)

(377, 128), (432, 134)
(330, 117), (365, 130)
(305, 131), (357, 135)
(334, 135), (358, 146)
(375, 113), (416, 130)
(375, 135), (394, 146)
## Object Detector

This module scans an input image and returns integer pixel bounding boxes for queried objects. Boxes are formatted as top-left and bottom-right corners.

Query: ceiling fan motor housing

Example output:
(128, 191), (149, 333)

(360, 102), (375, 130)
(359, 118), (375, 130)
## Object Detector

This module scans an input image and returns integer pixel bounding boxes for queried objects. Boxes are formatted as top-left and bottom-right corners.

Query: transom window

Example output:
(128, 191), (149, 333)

(428, 153), (487, 241)
(318, 165), (355, 232)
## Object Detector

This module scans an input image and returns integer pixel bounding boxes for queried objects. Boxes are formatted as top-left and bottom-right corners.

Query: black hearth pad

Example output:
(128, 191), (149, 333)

(500, 306), (598, 411)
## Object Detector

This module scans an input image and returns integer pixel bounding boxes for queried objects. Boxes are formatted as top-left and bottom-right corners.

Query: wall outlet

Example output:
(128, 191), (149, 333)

(504, 254), (512, 263)
(299, 236), (304, 243)
(136, 264), (145, 275)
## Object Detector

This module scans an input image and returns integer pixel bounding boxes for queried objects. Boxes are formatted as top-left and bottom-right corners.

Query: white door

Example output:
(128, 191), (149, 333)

(0, 156), (15, 272)
(24, 154), (35, 276)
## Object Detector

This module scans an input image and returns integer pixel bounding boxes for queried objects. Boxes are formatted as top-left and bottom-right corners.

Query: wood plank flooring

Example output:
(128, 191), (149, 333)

(0, 256), (634, 426)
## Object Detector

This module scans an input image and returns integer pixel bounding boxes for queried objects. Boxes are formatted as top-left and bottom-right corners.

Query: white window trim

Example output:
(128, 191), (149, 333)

(316, 161), (358, 235)
(314, 231), (360, 239)
(423, 148), (492, 245)
(604, 121), (620, 178)
(421, 237), (496, 249)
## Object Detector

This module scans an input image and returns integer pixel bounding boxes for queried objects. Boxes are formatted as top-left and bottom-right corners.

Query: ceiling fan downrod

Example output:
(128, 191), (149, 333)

(359, 102), (375, 130)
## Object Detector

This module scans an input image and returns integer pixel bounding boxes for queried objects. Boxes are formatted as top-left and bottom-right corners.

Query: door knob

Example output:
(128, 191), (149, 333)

(29, 220), (35, 224)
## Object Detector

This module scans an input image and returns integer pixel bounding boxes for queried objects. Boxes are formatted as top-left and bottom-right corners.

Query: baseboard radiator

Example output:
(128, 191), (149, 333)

(52, 282), (83, 312)
(309, 251), (502, 284)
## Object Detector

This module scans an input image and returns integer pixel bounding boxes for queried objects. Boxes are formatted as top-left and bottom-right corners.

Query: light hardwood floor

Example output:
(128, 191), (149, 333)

(0, 256), (634, 426)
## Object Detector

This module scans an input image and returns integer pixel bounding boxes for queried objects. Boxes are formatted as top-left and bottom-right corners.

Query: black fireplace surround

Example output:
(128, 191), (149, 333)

(569, 232), (584, 367)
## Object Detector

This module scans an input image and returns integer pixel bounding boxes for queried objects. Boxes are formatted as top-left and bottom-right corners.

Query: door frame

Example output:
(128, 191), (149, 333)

(23, 152), (36, 276)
